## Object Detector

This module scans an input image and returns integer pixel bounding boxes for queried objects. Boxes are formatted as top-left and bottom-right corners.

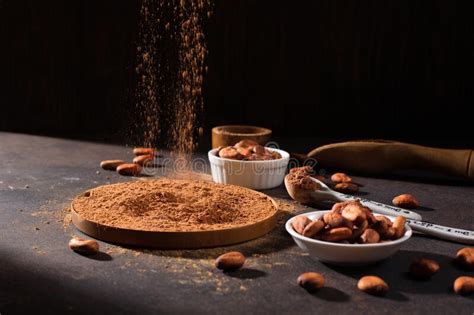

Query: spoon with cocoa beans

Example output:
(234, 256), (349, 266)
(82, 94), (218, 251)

(285, 167), (474, 244)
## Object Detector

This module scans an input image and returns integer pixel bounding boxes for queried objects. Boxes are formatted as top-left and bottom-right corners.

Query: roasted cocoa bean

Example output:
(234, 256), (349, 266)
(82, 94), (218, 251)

(215, 251), (246, 271)
(291, 216), (312, 234)
(392, 194), (419, 209)
(331, 172), (352, 183)
(302, 220), (325, 238)
(359, 229), (380, 244)
(116, 163), (141, 176)
(334, 182), (359, 194)
(297, 272), (325, 292)
(100, 160), (125, 171)
(392, 216), (407, 239)
(454, 276), (474, 295)
(133, 154), (154, 166)
(320, 227), (352, 242)
(69, 237), (99, 255)
(133, 147), (156, 156)
(410, 258), (440, 279)
(218, 146), (244, 160)
(357, 276), (389, 296)
(455, 247), (474, 269)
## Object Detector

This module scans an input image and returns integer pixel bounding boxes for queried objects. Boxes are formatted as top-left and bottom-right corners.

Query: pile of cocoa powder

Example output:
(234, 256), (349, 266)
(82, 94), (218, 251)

(73, 179), (276, 232)
(286, 166), (321, 191)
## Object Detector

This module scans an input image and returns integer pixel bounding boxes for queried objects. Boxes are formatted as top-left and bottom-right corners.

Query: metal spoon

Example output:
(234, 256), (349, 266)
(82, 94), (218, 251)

(285, 175), (474, 244)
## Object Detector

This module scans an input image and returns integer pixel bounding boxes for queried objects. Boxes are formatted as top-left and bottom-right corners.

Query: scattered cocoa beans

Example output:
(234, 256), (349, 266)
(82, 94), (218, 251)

(302, 220), (325, 238)
(453, 276), (474, 295)
(116, 163), (141, 176)
(334, 182), (359, 194)
(100, 160), (125, 171)
(133, 154), (154, 166)
(297, 272), (325, 292)
(215, 251), (246, 271)
(409, 258), (440, 279)
(291, 216), (312, 234)
(357, 276), (389, 296)
(133, 147), (156, 156)
(69, 237), (99, 255)
(331, 172), (352, 183)
(455, 247), (474, 269)
(392, 194), (420, 209)
(101, 148), (156, 173)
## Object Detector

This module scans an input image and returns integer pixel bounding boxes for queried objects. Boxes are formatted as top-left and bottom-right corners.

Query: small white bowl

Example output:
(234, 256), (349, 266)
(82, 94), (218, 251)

(208, 147), (290, 190)
(286, 210), (412, 266)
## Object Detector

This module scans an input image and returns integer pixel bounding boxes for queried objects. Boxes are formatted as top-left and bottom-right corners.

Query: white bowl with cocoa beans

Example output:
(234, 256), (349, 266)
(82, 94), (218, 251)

(286, 200), (412, 265)
(208, 139), (290, 190)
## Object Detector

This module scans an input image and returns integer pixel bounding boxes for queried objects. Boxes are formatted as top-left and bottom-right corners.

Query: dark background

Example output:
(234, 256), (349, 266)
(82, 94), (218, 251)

(1, 0), (473, 148)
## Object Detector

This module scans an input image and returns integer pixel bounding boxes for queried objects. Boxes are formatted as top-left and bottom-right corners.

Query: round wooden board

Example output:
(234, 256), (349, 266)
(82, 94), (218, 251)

(71, 190), (278, 249)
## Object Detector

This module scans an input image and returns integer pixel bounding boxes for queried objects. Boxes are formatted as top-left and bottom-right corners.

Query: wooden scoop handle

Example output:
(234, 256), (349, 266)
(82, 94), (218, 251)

(307, 141), (474, 179)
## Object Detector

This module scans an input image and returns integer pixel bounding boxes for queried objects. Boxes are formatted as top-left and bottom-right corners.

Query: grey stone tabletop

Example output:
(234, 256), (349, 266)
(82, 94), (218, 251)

(0, 132), (473, 314)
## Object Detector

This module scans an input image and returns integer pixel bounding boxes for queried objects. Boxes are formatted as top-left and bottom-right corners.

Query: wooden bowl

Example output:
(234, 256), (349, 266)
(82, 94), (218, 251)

(211, 125), (272, 148)
(71, 190), (278, 249)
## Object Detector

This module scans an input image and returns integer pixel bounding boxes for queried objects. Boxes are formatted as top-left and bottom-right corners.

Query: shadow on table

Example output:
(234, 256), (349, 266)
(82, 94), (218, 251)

(310, 286), (351, 302)
(134, 211), (296, 259)
(287, 282), (351, 302)
(79, 251), (113, 261)
(223, 268), (267, 279)
(0, 253), (150, 314)
(325, 250), (473, 300)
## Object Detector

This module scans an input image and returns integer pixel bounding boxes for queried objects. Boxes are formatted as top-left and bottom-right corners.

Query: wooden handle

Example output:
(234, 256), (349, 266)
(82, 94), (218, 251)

(307, 140), (474, 179)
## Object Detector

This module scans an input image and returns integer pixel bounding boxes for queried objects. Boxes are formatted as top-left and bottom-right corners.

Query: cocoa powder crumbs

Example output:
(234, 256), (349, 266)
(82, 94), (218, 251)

(286, 166), (320, 191)
(72, 179), (277, 232)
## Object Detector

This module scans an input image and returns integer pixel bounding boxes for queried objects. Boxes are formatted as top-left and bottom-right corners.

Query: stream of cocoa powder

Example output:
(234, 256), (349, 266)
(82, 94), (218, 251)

(132, 0), (212, 155)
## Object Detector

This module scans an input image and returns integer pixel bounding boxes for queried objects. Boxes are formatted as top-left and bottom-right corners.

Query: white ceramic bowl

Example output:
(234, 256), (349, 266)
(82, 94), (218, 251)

(286, 210), (412, 266)
(208, 147), (290, 190)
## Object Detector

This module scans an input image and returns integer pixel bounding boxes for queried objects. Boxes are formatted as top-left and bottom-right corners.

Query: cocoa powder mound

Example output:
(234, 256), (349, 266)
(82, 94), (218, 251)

(72, 179), (277, 232)
(286, 166), (321, 191)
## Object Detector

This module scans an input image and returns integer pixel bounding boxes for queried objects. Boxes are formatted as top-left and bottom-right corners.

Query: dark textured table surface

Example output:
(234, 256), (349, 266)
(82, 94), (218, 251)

(1, 132), (473, 314)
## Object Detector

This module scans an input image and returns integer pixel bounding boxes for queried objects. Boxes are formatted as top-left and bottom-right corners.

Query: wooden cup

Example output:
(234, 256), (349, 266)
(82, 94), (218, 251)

(211, 125), (272, 148)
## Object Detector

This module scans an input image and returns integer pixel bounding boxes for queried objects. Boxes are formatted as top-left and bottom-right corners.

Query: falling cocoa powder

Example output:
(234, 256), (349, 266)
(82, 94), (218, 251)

(132, 0), (212, 154)
(72, 179), (277, 232)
